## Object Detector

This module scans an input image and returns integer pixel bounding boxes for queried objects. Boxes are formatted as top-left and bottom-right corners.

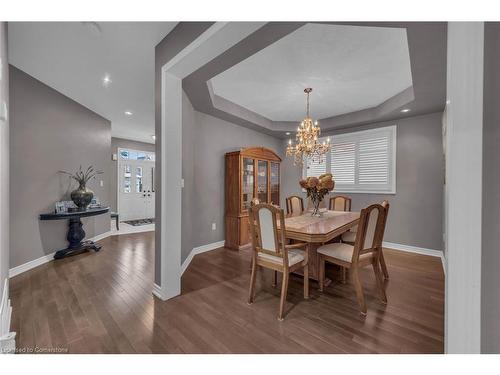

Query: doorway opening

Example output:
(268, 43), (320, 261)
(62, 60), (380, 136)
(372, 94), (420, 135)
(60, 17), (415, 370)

(116, 147), (155, 234)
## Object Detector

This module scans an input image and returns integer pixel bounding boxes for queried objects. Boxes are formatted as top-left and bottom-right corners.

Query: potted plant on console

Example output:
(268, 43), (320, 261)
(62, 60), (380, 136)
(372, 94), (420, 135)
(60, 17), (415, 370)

(60, 165), (103, 210)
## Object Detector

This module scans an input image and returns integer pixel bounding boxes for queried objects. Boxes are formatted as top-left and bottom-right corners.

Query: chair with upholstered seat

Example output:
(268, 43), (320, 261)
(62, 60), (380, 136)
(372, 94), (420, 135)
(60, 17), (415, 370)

(329, 195), (352, 212)
(318, 203), (388, 315)
(328, 195), (352, 282)
(248, 203), (309, 320)
(286, 195), (304, 215)
(341, 200), (390, 279)
(332, 195), (356, 242)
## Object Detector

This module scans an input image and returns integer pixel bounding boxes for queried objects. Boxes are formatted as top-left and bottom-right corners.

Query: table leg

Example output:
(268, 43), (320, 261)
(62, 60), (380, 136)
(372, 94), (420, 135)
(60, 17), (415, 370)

(293, 243), (332, 287)
(54, 217), (102, 259)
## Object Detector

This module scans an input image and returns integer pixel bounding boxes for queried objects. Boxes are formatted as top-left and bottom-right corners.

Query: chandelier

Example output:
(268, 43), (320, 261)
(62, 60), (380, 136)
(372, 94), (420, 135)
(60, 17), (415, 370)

(286, 88), (331, 165)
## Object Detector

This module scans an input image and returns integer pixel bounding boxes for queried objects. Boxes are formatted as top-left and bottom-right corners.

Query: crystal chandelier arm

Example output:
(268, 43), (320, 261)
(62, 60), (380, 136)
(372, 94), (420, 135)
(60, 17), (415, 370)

(286, 87), (331, 166)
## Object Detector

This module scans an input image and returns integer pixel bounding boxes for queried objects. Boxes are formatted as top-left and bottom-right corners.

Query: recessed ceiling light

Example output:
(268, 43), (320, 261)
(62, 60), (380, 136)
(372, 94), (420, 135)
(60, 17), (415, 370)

(285, 132), (291, 135)
(401, 108), (410, 113)
(102, 74), (112, 87)
(125, 111), (133, 116)
(151, 135), (156, 141)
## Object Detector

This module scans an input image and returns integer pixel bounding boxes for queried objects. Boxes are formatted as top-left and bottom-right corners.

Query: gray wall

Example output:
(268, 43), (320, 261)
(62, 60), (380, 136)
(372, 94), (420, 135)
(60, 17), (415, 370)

(482, 22), (500, 354)
(181, 92), (283, 262)
(110, 137), (155, 212)
(154, 22), (214, 284)
(281, 112), (445, 251)
(9, 66), (111, 268)
(0, 23), (9, 306)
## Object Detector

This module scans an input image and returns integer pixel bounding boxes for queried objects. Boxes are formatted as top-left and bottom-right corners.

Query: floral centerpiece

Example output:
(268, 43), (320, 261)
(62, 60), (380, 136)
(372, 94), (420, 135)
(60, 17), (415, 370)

(299, 173), (335, 217)
(60, 165), (103, 210)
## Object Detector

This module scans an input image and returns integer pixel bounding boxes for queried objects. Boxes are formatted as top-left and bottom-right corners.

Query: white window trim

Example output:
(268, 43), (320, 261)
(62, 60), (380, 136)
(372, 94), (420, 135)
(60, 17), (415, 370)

(303, 125), (397, 195)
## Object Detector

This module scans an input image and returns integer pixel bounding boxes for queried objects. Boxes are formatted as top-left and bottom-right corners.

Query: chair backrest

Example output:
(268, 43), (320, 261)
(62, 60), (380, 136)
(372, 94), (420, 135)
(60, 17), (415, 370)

(351, 203), (386, 263)
(329, 195), (352, 211)
(249, 203), (287, 257)
(380, 199), (390, 241)
(286, 195), (304, 215)
(306, 197), (327, 210)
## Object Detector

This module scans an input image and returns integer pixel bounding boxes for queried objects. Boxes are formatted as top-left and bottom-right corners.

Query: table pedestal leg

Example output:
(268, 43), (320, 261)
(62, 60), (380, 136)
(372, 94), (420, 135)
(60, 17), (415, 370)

(54, 217), (102, 259)
(292, 242), (337, 288)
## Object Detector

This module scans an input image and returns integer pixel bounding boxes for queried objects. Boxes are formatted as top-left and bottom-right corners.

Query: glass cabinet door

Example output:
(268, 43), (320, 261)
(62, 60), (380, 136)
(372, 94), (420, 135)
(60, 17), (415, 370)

(257, 160), (268, 203)
(242, 157), (254, 210)
(270, 162), (280, 205)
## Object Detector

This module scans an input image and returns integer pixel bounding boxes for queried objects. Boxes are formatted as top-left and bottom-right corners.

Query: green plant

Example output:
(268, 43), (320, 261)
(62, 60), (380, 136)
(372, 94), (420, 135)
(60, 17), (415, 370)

(59, 165), (103, 187)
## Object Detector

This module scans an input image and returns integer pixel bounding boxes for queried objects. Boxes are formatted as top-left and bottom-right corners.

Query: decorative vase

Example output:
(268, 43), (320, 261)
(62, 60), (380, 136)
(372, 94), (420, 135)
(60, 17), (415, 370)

(70, 183), (94, 210)
(311, 196), (322, 217)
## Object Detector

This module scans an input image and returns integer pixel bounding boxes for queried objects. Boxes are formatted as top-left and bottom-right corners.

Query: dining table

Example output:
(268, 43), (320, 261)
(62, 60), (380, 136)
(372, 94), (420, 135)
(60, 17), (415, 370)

(278, 209), (360, 282)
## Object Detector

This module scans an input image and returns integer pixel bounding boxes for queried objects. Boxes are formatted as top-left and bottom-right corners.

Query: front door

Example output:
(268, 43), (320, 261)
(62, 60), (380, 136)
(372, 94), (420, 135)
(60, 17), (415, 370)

(142, 165), (155, 219)
(118, 150), (155, 221)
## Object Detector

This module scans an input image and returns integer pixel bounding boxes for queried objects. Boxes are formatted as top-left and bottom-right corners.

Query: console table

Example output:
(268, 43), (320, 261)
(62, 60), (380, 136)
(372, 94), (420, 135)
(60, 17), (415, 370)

(39, 206), (110, 259)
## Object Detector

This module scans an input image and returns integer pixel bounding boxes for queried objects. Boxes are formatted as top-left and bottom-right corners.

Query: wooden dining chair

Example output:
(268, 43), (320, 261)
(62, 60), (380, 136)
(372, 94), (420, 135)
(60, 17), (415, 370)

(286, 195), (304, 215)
(329, 195), (352, 211)
(248, 203), (309, 320)
(328, 195), (352, 282)
(342, 200), (390, 279)
(317, 203), (388, 315)
(250, 196), (284, 286)
(378, 200), (390, 279)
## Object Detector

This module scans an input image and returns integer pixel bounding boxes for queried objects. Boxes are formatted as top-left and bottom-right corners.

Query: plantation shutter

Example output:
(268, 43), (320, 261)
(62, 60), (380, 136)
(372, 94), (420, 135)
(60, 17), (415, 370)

(328, 125), (396, 193)
(330, 141), (356, 184)
(358, 136), (390, 185)
(306, 158), (326, 178)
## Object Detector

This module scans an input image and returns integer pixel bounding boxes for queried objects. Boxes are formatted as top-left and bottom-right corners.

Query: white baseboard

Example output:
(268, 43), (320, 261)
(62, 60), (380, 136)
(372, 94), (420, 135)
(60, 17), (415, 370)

(1, 279), (12, 336)
(383, 241), (445, 274)
(9, 251), (56, 278)
(110, 223), (155, 235)
(181, 240), (225, 275)
(152, 283), (164, 300)
(91, 231), (113, 242)
(9, 230), (113, 278)
(151, 241), (224, 301)
(0, 278), (15, 354)
(178, 240), (445, 275)
(383, 241), (443, 258)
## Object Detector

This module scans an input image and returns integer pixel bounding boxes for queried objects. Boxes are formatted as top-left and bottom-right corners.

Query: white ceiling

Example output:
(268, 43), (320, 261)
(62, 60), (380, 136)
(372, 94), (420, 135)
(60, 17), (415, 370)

(8, 22), (177, 143)
(210, 23), (413, 122)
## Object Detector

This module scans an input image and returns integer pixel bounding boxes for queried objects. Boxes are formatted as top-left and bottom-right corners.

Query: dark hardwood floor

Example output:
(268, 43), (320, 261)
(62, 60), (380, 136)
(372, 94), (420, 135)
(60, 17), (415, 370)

(9, 232), (444, 353)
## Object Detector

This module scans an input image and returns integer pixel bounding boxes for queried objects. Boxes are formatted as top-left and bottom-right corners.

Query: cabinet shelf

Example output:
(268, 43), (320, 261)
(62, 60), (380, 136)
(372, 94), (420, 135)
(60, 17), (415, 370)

(225, 147), (281, 250)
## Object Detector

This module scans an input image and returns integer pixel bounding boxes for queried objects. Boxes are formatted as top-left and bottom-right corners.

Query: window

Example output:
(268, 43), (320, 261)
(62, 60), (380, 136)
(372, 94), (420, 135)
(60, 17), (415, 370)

(119, 148), (155, 161)
(136, 167), (143, 193)
(331, 141), (356, 185)
(123, 165), (131, 193)
(120, 150), (129, 160)
(303, 125), (396, 193)
(305, 158), (326, 178)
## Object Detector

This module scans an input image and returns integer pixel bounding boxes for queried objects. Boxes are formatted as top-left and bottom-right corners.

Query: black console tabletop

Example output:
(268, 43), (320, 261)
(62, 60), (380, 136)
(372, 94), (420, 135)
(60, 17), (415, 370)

(40, 206), (110, 220)
(39, 206), (110, 259)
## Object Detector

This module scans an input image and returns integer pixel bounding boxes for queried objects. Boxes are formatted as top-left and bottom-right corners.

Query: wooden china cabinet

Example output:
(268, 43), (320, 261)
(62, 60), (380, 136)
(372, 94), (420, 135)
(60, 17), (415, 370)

(225, 147), (281, 250)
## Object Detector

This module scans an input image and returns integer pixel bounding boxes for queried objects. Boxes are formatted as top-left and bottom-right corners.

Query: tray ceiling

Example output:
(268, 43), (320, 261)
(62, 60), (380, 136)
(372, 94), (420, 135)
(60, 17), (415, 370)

(210, 23), (413, 122)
